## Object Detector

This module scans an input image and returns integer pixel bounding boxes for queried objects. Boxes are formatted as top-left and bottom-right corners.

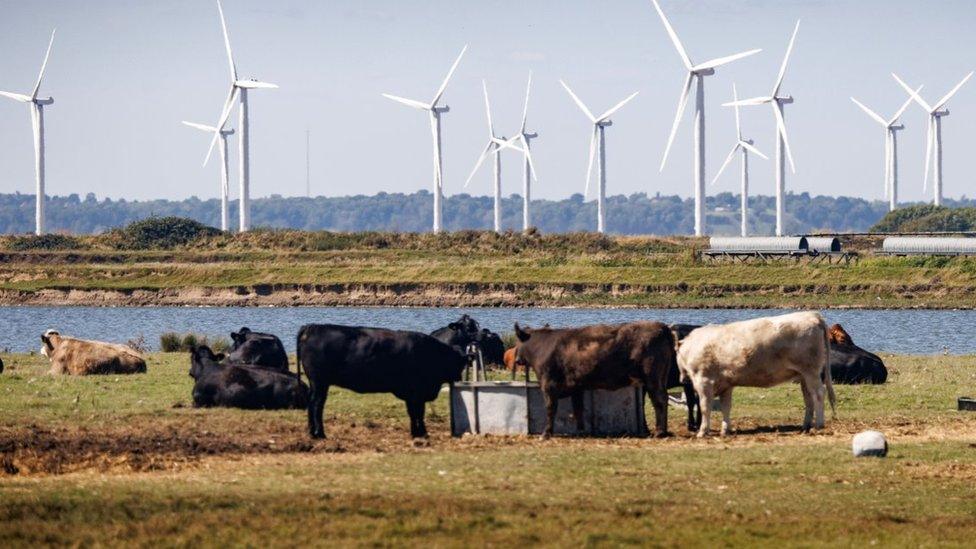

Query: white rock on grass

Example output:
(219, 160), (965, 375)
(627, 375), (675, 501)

(852, 430), (888, 457)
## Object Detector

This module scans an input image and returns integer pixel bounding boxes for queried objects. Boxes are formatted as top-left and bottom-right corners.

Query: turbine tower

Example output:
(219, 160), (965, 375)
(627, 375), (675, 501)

(850, 87), (920, 212)
(0, 30), (56, 236)
(650, 0), (761, 237)
(712, 84), (768, 237)
(183, 122), (235, 231)
(383, 46), (468, 233)
(724, 21), (800, 237)
(892, 72), (974, 206)
(560, 80), (639, 234)
(206, 0), (279, 233)
(464, 81), (534, 233)
(514, 72), (539, 232)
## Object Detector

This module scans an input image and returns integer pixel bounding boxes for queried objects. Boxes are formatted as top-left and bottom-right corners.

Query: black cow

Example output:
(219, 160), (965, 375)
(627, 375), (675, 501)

(0, 356), (4, 374)
(828, 324), (888, 384)
(669, 324), (703, 432)
(227, 327), (289, 371)
(430, 315), (505, 366)
(189, 346), (308, 410)
(514, 322), (676, 439)
(297, 324), (467, 439)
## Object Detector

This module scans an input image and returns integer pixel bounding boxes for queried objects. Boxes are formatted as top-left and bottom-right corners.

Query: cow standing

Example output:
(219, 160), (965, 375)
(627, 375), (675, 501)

(676, 311), (836, 437)
(297, 324), (467, 439)
(513, 322), (676, 439)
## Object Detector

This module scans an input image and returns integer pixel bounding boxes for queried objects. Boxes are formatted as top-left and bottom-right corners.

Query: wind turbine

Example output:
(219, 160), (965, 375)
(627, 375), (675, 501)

(724, 20), (800, 237)
(560, 80), (639, 234)
(383, 46), (468, 233)
(892, 72), (974, 206)
(650, 0), (761, 237)
(206, 0), (278, 233)
(712, 84), (768, 237)
(850, 87), (920, 212)
(183, 121), (235, 231)
(1, 30), (56, 235)
(514, 72), (539, 232)
(464, 81), (533, 233)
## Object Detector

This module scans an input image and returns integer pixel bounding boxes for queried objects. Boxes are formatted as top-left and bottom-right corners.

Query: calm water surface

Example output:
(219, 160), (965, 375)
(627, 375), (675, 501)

(0, 307), (972, 355)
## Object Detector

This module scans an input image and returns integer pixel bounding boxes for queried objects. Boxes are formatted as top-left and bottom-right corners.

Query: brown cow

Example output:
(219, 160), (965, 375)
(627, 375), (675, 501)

(40, 330), (147, 376)
(503, 347), (517, 371)
(513, 321), (675, 439)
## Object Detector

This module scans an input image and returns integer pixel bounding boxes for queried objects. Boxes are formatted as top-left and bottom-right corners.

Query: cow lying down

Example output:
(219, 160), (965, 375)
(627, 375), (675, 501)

(676, 312), (836, 437)
(189, 346), (308, 410)
(828, 324), (887, 384)
(40, 330), (146, 375)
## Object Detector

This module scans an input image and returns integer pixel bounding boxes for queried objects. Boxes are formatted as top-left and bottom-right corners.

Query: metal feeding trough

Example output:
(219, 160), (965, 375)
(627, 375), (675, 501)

(449, 346), (649, 437)
(959, 397), (976, 412)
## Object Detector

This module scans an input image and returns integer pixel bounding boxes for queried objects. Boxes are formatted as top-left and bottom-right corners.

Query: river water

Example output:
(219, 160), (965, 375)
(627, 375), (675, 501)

(0, 306), (971, 355)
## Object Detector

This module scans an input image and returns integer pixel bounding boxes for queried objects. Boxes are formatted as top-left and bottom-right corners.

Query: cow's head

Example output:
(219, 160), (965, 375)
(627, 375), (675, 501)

(40, 329), (60, 358)
(828, 324), (854, 347)
(230, 327), (253, 348)
(189, 345), (224, 380)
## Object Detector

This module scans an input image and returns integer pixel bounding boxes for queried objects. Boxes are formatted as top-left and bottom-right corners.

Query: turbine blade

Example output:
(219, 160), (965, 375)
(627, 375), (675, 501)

(693, 49), (762, 72)
(772, 101), (796, 173)
(660, 73), (694, 171)
(559, 80), (596, 121)
(0, 91), (34, 103)
(204, 86), (239, 166)
(520, 71), (532, 132)
(585, 126), (598, 197)
(732, 83), (742, 140)
(740, 141), (768, 160)
(216, 0), (238, 81)
(236, 80), (279, 89)
(889, 85), (923, 125)
(431, 45), (468, 106)
(31, 29), (56, 100)
(933, 71), (974, 111)
(483, 80), (494, 138)
(183, 121), (218, 133)
(523, 141), (539, 182)
(464, 142), (495, 188)
(892, 73), (933, 112)
(596, 91), (639, 122)
(851, 97), (887, 126)
(722, 96), (771, 107)
(649, 0), (693, 70)
(382, 93), (431, 111)
(712, 144), (740, 185)
(772, 20), (801, 96)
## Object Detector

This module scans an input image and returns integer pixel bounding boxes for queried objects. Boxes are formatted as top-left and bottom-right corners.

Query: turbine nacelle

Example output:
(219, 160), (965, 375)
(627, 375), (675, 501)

(597, 120), (613, 127)
(691, 68), (716, 77)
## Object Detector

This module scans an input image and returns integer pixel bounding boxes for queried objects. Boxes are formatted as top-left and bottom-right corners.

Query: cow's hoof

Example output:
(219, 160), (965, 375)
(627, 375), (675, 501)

(310, 431), (326, 440)
(540, 433), (552, 441)
(411, 437), (430, 448)
(654, 430), (673, 439)
(695, 432), (708, 439)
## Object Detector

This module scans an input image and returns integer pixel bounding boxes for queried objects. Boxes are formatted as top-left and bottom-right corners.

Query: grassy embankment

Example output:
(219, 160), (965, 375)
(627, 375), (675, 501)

(1, 231), (975, 307)
(1, 352), (976, 546)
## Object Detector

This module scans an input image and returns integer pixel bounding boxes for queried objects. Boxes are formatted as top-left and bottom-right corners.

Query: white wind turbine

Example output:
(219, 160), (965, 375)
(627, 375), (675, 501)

(464, 81), (535, 233)
(651, 0), (761, 237)
(724, 20), (800, 237)
(1, 30), (56, 235)
(712, 84), (768, 237)
(514, 72), (539, 232)
(205, 0), (278, 233)
(850, 87), (920, 212)
(892, 72), (974, 206)
(183, 121), (235, 231)
(383, 46), (468, 233)
(560, 80), (639, 234)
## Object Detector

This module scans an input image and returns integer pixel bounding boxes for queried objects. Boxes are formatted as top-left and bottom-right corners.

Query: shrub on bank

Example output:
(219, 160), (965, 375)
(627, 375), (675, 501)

(6, 234), (83, 251)
(113, 217), (222, 250)
(159, 332), (230, 353)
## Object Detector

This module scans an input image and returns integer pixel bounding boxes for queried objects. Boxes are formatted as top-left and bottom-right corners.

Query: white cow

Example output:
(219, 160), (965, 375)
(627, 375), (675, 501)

(675, 311), (835, 437)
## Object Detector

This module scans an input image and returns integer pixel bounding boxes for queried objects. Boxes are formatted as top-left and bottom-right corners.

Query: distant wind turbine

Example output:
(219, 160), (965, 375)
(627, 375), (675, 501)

(560, 80), (638, 234)
(206, 0), (279, 233)
(724, 20), (800, 237)
(183, 121), (235, 231)
(850, 86), (920, 212)
(650, 0), (761, 237)
(464, 81), (534, 233)
(892, 72), (974, 206)
(1, 30), (56, 235)
(712, 84), (768, 237)
(383, 46), (468, 233)
(514, 72), (539, 232)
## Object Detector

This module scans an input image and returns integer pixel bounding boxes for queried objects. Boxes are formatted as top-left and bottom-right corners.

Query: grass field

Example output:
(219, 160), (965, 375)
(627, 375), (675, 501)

(2, 352), (975, 547)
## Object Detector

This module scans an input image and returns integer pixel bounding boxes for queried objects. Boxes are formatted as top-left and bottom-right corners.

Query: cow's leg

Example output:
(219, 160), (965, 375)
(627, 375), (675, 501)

(808, 371), (827, 430)
(646, 377), (671, 438)
(406, 399), (428, 438)
(683, 383), (701, 433)
(308, 384), (329, 439)
(694, 380), (714, 438)
(541, 387), (558, 440)
(570, 391), (585, 433)
(718, 389), (733, 436)
(798, 377), (815, 433)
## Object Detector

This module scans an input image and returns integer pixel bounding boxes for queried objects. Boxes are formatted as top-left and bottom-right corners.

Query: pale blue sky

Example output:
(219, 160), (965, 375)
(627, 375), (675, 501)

(0, 0), (974, 204)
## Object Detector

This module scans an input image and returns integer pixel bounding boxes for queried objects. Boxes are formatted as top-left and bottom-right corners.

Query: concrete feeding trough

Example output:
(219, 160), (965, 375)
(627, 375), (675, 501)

(959, 397), (976, 411)
(449, 346), (648, 437)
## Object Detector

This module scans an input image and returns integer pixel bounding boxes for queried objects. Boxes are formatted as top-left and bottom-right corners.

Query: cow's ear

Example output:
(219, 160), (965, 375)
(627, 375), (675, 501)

(230, 331), (242, 343)
(40, 334), (50, 349)
(515, 323), (531, 342)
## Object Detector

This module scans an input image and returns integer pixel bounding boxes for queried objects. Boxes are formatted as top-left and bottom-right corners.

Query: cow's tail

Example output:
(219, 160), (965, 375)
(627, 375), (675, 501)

(821, 317), (837, 418)
(295, 325), (307, 383)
